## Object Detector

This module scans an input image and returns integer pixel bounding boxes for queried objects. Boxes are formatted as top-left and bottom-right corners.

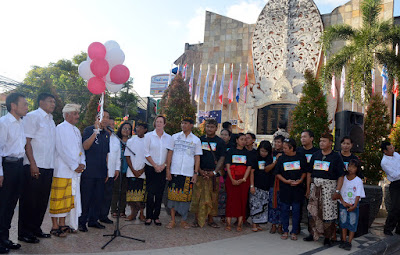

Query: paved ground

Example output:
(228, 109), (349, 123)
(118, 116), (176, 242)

(7, 205), (393, 255)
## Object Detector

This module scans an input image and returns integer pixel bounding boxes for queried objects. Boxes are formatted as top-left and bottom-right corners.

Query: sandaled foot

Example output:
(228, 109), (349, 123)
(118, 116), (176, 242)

(225, 225), (232, 231)
(139, 215), (146, 222)
(281, 232), (289, 240)
(180, 221), (191, 229)
(277, 225), (283, 235)
(50, 228), (67, 237)
(270, 225), (277, 234)
(252, 224), (258, 232)
(291, 233), (298, 240)
(192, 221), (200, 228)
(257, 226), (263, 231)
(208, 222), (220, 228)
(112, 213), (118, 218)
(59, 225), (77, 234)
(166, 221), (176, 229)
(236, 225), (243, 232)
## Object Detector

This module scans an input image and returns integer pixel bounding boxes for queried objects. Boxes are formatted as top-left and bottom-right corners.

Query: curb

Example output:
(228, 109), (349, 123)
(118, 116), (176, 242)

(351, 235), (400, 255)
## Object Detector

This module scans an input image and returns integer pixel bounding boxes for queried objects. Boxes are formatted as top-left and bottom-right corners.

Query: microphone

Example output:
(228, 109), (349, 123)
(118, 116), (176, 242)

(106, 126), (115, 133)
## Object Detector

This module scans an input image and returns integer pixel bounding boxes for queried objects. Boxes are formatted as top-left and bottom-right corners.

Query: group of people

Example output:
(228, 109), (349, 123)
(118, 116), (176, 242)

(1, 92), (399, 254)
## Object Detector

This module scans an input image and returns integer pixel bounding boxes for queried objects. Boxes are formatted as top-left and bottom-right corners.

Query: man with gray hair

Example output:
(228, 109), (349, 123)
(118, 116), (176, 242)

(49, 104), (85, 237)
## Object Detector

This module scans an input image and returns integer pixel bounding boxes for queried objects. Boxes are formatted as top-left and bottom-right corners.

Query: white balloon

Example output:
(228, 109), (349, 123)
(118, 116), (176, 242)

(105, 70), (111, 82)
(104, 40), (120, 51)
(105, 48), (125, 68)
(106, 81), (124, 93)
(78, 60), (94, 80)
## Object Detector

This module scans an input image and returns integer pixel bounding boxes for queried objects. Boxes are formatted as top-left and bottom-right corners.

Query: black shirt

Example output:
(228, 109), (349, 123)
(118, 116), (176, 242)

(275, 153), (307, 203)
(297, 146), (320, 172)
(340, 152), (359, 171)
(310, 150), (345, 180)
(254, 155), (274, 191)
(247, 148), (257, 170)
(200, 135), (226, 170)
(225, 147), (251, 166)
(82, 125), (110, 178)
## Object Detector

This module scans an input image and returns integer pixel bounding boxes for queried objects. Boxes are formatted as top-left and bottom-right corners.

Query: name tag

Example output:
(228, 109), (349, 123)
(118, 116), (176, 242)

(201, 142), (216, 151)
(344, 162), (349, 171)
(283, 161), (301, 171)
(305, 154), (312, 163)
(313, 160), (330, 171)
(232, 155), (247, 164)
(258, 161), (265, 170)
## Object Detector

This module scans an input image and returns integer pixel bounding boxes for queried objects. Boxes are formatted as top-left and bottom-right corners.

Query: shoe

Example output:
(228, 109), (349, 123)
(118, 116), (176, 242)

(34, 232), (51, 238)
(1, 240), (21, 249)
(323, 238), (332, 247)
(339, 241), (345, 249)
(154, 219), (162, 226)
(18, 235), (39, 244)
(303, 234), (313, 242)
(0, 245), (9, 254)
(343, 242), (352, 251)
(144, 219), (152, 226)
(78, 225), (88, 232)
(384, 230), (393, 236)
(99, 218), (113, 224)
(88, 222), (105, 229)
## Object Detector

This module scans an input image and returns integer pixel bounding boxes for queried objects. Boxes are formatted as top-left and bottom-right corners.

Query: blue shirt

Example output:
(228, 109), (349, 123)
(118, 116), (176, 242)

(82, 125), (110, 178)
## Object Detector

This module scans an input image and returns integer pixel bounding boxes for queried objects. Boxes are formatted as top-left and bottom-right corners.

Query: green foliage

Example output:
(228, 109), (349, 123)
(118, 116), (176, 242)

(160, 74), (196, 135)
(360, 94), (391, 185)
(108, 78), (138, 118)
(389, 117), (400, 152)
(322, 0), (400, 104)
(289, 70), (331, 146)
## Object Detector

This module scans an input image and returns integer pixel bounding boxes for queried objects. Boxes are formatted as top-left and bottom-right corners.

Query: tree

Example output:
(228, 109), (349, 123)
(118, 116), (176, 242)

(389, 117), (400, 150)
(360, 94), (391, 184)
(322, 0), (400, 104)
(289, 70), (331, 146)
(108, 78), (138, 119)
(160, 73), (196, 135)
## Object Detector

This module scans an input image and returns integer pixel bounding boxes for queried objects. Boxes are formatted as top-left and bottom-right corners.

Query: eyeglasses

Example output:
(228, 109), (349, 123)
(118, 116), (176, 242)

(122, 127), (131, 131)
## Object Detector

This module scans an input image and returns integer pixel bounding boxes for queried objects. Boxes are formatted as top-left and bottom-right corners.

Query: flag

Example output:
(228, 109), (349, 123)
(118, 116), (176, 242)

(340, 66), (345, 98)
(371, 68), (375, 95)
(331, 73), (336, 99)
(194, 65), (202, 102)
(167, 64), (173, 86)
(394, 44), (399, 98)
(188, 64), (194, 95)
(203, 65), (210, 104)
(243, 64), (249, 103)
(218, 64), (225, 104)
(227, 64), (234, 104)
(236, 64), (242, 103)
(210, 65), (218, 103)
(182, 63), (187, 81)
(382, 65), (388, 99)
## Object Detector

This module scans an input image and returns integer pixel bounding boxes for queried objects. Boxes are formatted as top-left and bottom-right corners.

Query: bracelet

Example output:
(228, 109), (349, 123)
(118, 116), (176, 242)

(250, 185), (254, 188)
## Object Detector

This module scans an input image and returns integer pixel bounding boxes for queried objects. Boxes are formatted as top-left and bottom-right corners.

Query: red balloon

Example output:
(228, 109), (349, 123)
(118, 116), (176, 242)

(88, 42), (106, 59)
(110, 65), (130, 84)
(90, 58), (109, 77)
(88, 77), (106, 94)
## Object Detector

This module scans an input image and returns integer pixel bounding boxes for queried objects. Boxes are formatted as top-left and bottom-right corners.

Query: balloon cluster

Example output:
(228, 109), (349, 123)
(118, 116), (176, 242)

(78, 40), (130, 94)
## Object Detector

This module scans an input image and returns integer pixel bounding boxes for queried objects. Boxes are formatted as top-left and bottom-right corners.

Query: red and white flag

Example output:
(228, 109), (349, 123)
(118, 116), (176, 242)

(331, 73), (336, 99)
(340, 66), (345, 98)
(227, 64), (234, 104)
(218, 64), (225, 104)
(243, 64), (249, 103)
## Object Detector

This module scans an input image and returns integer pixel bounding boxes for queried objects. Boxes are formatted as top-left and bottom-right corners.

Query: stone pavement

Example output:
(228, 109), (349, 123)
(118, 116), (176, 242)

(8, 205), (398, 255)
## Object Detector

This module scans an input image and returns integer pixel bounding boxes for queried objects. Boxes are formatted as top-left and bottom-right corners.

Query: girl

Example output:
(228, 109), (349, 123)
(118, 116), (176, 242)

(339, 159), (365, 251)
(249, 141), (275, 232)
(218, 128), (232, 222)
(225, 133), (252, 232)
(275, 138), (307, 241)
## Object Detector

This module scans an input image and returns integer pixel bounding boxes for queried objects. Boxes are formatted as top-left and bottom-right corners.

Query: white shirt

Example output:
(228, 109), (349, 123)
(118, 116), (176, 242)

(340, 175), (366, 204)
(170, 131), (202, 177)
(125, 136), (146, 179)
(143, 130), (173, 166)
(381, 152), (400, 182)
(54, 121), (86, 179)
(23, 107), (56, 169)
(107, 135), (121, 177)
(0, 113), (26, 176)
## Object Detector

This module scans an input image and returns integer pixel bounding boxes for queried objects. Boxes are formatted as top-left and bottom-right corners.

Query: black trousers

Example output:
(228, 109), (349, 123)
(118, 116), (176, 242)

(98, 178), (114, 221)
(384, 180), (400, 232)
(79, 177), (105, 226)
(111, 173), (127, 214)
(145, 165), (166, 220)
(0, 160), (24, 241)
(18, 165), (53, 237)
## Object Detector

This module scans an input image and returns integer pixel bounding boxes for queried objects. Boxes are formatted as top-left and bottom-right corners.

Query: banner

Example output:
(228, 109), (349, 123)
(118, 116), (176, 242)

(198, 110), (222, 124)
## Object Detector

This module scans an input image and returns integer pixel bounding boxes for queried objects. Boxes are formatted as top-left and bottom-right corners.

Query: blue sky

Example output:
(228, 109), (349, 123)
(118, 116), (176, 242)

(0, 0), (399, 97)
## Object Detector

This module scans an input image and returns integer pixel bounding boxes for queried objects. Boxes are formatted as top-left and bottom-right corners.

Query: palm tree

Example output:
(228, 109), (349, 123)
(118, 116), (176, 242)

(322, 0), (400, 104)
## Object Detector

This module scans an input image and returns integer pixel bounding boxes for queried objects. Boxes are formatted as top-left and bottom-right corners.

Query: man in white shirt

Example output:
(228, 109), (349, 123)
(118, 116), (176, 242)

(0, 93), (28, 253)
(49, 104), (85, 237)
(18, 93), (56, 243)
(380, 141), (400, 236)
(166, 117), (202, 229)
(98, 117), (120, 224)
(125, 122), (147, 221)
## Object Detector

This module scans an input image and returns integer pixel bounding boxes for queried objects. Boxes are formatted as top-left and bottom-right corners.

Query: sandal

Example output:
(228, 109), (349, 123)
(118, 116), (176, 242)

(225, 225), (232, 231)
(291, 233), (298, 241)
(166, 221), (176, 229)
(270, 224), (277, 234)
(257, 226), (263, 231)
(281, 232), (289, 240)
(50, 228), (67, 237)
(180, 221), (191, 229)
(112, 213), (118, 218)
(236, 225), (243, 232)
(59, 225), (77, 234)
(192, 221), (200, 228)
(207, 222), (220, 228)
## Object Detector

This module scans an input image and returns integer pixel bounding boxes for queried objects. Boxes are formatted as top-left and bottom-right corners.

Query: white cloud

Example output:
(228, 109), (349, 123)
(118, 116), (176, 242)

(225, 0), (267, 24)
(186, 7), (213, 44)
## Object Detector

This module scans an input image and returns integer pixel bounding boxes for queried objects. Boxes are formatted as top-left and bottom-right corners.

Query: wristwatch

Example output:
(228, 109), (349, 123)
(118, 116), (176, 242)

(250, 185), (254, 188)
(335, 190), (340, 194)
(213, 170), (220, 177)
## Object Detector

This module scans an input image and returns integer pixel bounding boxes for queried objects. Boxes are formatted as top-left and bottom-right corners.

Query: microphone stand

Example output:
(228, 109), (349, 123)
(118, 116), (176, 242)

(101, 127), (145, 249)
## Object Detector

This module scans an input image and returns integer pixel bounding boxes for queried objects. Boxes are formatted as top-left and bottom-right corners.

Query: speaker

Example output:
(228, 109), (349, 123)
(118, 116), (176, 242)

(334, 111), (364, 153)
(355, 203), (370, 237)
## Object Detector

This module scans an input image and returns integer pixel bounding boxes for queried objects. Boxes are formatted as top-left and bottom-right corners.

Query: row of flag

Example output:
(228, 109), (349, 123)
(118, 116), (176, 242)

(171, 63), (250, 106)
(330, 44), (399, 101)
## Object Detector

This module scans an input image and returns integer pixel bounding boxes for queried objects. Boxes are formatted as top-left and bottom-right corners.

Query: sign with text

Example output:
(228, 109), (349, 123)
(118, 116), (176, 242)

(150, 74), (175, 96)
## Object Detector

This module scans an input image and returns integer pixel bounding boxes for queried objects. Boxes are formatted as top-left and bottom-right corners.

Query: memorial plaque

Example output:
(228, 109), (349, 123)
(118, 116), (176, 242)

(257, 104), (296, 135)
